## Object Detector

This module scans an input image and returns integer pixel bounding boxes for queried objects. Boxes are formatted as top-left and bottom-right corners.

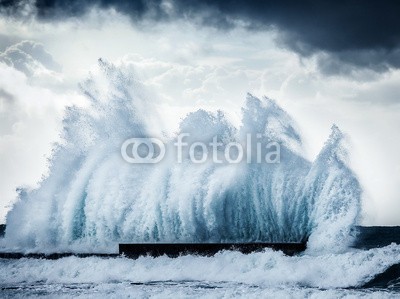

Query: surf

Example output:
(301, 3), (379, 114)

(3, 59), (360, 254)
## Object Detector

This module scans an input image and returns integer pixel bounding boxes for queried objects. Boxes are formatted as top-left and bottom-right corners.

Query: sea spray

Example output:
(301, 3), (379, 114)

(4, 59), (361, 253)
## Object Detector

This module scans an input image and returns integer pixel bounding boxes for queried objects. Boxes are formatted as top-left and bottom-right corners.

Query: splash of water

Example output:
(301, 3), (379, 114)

(4, 60), (361, 253)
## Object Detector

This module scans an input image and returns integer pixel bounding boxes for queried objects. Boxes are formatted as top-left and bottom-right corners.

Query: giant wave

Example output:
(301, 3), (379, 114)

(4, 59), (360, 253)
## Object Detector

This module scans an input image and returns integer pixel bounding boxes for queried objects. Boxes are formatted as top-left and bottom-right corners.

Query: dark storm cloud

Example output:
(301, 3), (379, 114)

(36, 0), (168, 19)
(1, 0), (400, 73)
(316, 48), (400, 76)
(175, 0), (400, 74)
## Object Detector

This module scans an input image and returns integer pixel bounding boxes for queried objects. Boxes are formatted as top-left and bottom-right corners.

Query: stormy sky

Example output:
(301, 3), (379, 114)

(0, 0), (400, 224)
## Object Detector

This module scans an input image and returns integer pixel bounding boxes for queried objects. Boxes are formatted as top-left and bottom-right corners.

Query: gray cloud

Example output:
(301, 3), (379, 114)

(0, 40), (61, 76)
(0, 88), (14, 102)
(0, 34), (21, 52)
(0, 88), (17, 136)
(315, 48), (400, 77)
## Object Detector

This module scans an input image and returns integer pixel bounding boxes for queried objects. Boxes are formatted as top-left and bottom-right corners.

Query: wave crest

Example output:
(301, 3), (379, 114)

(5, 60), (361, 253)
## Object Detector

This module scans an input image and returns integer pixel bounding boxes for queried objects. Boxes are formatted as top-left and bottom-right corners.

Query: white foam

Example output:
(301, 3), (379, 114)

(0, 244), (399, 290)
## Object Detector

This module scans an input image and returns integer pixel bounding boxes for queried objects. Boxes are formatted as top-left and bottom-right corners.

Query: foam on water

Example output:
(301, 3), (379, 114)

(0, 244), (399, 291)
(4, 59), (360, 253)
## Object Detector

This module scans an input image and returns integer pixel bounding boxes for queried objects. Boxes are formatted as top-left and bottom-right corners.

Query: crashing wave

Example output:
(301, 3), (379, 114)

(4, 59), (361, 253)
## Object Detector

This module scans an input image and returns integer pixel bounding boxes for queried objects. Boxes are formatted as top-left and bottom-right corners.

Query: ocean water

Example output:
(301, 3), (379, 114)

(1, 227), (400, 298)
(0, 60), (397, 298)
